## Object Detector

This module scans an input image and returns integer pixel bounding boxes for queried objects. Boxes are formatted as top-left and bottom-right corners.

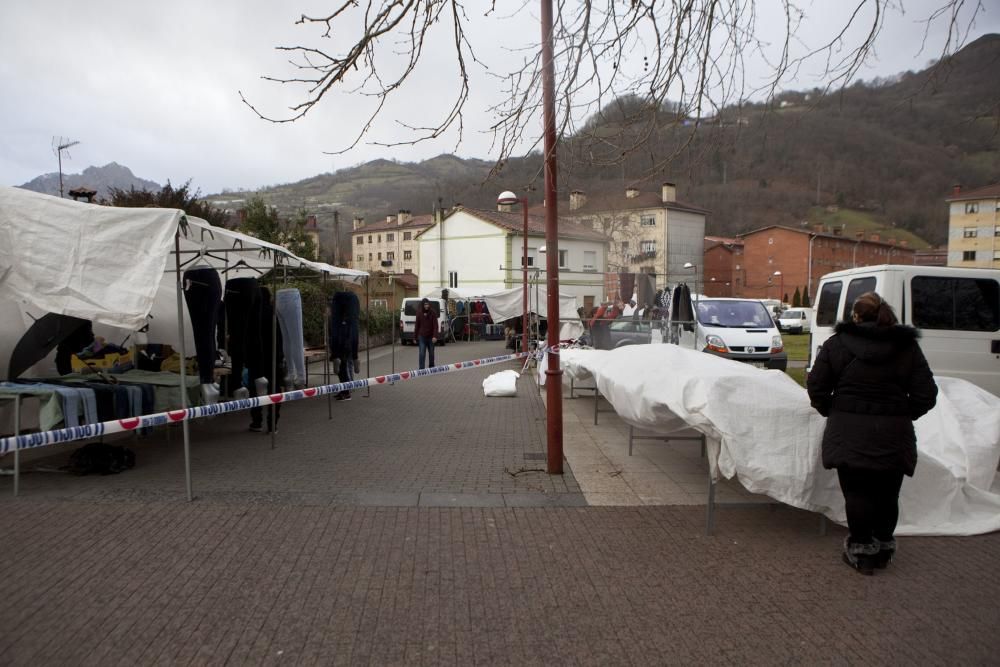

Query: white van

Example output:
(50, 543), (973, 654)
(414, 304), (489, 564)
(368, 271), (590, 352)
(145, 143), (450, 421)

(777, 307), (813, 334)
(678, 297), (787, 370)
(809, 265), (1000, 396)
(399, 297), (450, 345)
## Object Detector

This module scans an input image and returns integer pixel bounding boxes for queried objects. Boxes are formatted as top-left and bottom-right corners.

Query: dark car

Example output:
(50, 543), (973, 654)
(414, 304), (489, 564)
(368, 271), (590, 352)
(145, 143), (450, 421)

(604, 318), (654, 349)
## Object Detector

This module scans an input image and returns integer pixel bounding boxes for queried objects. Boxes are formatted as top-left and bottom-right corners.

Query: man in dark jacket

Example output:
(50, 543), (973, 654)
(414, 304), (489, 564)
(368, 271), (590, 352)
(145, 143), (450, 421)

(807, 292), (937, 575)
(415, 298), (439, 369)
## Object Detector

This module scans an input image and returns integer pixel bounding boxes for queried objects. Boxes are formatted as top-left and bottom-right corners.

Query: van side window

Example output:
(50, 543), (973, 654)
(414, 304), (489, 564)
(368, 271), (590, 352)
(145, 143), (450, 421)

(815, 281), (843, 326)
(841, 277), (877, 322)
(912, 277), (1000, 331)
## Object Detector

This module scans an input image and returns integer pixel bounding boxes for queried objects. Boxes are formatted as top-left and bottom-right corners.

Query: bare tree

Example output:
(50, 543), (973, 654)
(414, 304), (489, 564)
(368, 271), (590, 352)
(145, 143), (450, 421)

(242, 1), (985, 183)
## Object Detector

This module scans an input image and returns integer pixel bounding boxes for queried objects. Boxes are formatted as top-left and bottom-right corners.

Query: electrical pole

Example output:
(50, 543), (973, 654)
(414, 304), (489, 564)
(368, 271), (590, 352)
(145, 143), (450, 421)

(333, 209), (340, 265)
(53, 137), (80, 198)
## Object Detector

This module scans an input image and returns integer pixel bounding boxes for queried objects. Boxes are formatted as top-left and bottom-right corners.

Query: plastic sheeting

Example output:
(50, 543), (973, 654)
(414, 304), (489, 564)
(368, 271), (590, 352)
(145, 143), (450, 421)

(481, 287), (583, 340)
(560, 344), (1000, 536)
(483, 370), (519, 397)
(0, 186), (182, 330)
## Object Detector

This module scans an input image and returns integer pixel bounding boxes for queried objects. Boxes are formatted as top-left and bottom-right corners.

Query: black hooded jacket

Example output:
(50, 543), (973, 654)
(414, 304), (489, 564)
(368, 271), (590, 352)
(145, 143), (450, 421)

(807, 321), (938, 475)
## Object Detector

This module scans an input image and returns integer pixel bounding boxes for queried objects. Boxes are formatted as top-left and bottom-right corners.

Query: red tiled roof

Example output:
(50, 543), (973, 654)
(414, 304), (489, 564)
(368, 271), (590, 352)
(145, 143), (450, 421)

(738, 224), (914, 250)
(351, 214), (434, 234)
(451, 206), (610, 243)
(946, 183), (1000, 202)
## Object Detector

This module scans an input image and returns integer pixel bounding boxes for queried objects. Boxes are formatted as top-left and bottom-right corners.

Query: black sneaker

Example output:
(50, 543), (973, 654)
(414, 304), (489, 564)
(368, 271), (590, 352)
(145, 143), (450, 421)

(249, 424), (263, 432)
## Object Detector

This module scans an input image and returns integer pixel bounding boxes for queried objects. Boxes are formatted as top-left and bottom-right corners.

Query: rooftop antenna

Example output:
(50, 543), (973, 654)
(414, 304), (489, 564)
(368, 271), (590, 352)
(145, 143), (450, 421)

(52, 136), (80, 198)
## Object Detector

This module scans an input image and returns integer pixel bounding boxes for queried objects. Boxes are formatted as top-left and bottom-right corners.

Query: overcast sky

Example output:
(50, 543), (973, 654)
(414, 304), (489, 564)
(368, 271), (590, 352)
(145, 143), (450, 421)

(1, 1), (997, 195)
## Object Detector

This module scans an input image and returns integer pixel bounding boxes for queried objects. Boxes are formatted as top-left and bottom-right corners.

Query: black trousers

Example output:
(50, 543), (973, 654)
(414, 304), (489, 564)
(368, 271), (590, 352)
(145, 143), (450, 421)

(223, 277), (260, 396)
(837, 467), (905, 545)
(183, 268), (222, 383)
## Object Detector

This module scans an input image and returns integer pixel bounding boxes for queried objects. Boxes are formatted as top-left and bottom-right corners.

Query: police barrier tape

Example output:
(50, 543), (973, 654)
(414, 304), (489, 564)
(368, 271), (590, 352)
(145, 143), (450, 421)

(0, 350), (545, 455)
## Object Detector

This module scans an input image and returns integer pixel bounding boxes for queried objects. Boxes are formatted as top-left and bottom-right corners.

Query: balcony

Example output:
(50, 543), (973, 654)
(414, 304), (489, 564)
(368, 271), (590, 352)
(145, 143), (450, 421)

(632, 250), (658, 262)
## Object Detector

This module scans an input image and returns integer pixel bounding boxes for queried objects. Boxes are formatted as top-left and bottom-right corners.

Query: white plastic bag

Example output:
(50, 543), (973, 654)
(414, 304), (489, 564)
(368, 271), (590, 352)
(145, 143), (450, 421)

(482, 369), (519, 397)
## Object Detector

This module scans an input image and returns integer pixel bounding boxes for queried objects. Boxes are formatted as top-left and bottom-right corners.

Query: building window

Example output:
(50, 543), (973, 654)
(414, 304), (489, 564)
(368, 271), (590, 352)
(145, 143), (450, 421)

(994, 224), (1000, 237)
(640, 240), (656, 253)
(965, 202), (979, 214)
(403, 250), (412, 260)
(368, 253), (373, 261)
(368, 235), (373, 243)
(963, 250), (976, 261)
(372, 299), (388, 309)
(994, 250), (1000, 261)
(521, 253), (534, 267)
(386, 251), (395, 260)
(377, 252), (382, 260)
(448, 270), (459, 288)
(387, 233), (394, 241)
(620, 241), (629, 252)
(404, 268), (412, 274)
(964, 227), (978, 238)
(558, 249), (569, 268)
(583, 251), (596, 271)
(357, 254), (363, 262)
(640, 215), (656, 227)
(357, 236), (363, 245)
(403, 232), (412, 240)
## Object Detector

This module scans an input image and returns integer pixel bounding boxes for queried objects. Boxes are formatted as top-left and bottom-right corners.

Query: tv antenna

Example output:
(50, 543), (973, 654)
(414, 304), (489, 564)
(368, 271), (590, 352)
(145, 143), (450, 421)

(52, 137), (80, 198)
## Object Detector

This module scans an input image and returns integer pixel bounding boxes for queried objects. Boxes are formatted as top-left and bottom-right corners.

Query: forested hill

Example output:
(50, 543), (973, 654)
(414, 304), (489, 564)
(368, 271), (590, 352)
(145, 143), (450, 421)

(206, 34), (1000, 255)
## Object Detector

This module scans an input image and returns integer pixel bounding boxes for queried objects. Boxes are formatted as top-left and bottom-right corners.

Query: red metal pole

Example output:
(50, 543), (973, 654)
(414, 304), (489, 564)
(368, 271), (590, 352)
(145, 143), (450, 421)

(522, 197), (529, 358)
(541, 0), (563, 474)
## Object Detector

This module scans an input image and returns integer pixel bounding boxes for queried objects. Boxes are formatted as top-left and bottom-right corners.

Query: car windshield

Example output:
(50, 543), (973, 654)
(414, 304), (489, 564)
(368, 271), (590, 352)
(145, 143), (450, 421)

(781, 310), (802, 319)
(404, 301), (440, 316)
(610, 319), (650, 332)
(697, 300), (772, 328)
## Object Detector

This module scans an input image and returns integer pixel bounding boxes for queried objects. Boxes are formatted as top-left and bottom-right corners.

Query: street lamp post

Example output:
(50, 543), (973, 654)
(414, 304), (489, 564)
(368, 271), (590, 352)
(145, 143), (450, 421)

(774, 270), (784, 304)
(541, 0), (563, 475)
(497, 191), (530, 358)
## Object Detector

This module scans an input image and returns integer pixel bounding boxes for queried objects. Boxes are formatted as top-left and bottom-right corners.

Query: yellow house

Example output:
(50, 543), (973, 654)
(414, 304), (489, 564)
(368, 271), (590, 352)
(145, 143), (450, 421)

(946, 183), (1000, 268)
(350, 210), (433, 275)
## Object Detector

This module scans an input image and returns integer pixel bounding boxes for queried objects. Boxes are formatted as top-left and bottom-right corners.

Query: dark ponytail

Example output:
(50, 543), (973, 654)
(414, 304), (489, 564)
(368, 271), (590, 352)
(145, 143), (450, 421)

(852, 291), (898, 327)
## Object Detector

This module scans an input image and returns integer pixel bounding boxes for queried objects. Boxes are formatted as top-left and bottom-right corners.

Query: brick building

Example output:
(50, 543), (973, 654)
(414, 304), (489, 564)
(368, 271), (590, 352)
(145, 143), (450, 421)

(733, 225), (915, 302)
(703, 237), (742, 297)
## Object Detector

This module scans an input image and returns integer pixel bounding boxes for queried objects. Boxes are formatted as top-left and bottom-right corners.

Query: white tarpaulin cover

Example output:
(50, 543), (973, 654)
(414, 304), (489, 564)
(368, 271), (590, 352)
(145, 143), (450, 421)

(560, 344), (1000, 536)
(421, 287), (483, 301)
(0, 186), (367, 379)
(0, 185), (181, 330)
(482, 287), (583, 340)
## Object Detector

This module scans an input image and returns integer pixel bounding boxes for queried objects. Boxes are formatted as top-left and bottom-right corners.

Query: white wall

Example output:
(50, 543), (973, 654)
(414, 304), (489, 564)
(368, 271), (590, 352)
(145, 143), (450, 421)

(418, 211), (508, 296)
(509, 233), (606, 311)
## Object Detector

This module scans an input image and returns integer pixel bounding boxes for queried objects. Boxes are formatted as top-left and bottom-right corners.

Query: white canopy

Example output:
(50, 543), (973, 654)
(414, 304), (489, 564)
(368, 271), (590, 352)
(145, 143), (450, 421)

(560, 344), (1000, 536)
(0, 186), (367, 378)
(421, 287), (485, 301)
(481, 287), (583, 340)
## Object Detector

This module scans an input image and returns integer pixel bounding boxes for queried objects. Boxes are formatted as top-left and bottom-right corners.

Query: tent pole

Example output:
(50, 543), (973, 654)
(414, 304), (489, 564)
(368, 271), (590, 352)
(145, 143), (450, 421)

(324, 272), (332, 419)
(365, 275), (370, 398)
(173, 231), (193, 502)
(390, 275), (395, 374)
(13, 395), (20, 497)
(271, 253), (278, 449)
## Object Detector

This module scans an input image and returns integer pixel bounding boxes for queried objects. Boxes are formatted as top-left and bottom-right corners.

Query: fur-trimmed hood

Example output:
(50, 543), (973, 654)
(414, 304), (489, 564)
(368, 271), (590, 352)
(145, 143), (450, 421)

(833, 321), (920, 362)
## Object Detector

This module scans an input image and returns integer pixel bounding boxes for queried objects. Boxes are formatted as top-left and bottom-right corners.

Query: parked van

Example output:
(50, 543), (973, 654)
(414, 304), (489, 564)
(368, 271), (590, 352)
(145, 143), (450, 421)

(399, 297), (450, 345)
(809, 265), (1000, 396)
(678, 297), (787, 370)
(777, 307), (813, 334)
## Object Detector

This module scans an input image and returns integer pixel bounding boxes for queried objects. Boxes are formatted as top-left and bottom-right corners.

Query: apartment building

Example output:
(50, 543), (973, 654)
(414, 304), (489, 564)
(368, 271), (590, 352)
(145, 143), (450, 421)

(351, 210), (433, 274)
(946, 183), (1000, 268)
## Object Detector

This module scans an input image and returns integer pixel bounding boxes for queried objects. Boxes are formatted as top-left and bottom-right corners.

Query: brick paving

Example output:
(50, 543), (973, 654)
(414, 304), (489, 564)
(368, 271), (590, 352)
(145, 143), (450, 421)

(1, 339), (999, 664)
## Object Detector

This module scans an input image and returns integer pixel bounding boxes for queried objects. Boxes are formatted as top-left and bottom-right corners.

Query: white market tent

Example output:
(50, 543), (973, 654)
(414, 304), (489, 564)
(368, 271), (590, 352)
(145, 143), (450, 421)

(0, 185), (368, 498)
(481, 287), (584, 340)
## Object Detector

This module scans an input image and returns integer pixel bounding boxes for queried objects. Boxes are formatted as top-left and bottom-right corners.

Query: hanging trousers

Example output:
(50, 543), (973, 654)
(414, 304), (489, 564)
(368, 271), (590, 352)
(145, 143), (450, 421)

(275, 288), (306, 387)
(183, 267), (223, 384)
(837, 467), (905, 545)
(223, 277), (261, 396)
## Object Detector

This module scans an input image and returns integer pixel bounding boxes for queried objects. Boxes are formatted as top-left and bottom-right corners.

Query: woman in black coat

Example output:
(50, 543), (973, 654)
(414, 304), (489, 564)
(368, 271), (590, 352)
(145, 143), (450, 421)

(807, 292), (938, 575)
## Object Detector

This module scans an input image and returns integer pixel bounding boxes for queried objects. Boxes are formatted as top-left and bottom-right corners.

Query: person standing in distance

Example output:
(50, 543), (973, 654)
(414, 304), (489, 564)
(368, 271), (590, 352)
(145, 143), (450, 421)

(807, 292), (937, 575)
(415, 298), (439, 369)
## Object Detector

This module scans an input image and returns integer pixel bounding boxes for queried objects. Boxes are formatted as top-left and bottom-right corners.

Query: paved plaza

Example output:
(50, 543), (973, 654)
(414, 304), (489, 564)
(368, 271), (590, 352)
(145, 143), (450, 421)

(1, 339), (998, 665)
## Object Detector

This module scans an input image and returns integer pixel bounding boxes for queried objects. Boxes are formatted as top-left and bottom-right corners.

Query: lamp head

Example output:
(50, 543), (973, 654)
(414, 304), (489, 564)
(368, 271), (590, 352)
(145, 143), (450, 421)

(497, 191), (518, 205)
(683, 262), (695, 269)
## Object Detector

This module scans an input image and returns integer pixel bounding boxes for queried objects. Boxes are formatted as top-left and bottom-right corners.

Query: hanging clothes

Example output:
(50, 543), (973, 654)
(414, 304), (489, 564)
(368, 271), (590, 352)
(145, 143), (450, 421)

(618, 273), (636, 303)
(275, 288), (306, 388)
(183, 267), (223, 384)
(223, 277), (261, 396)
